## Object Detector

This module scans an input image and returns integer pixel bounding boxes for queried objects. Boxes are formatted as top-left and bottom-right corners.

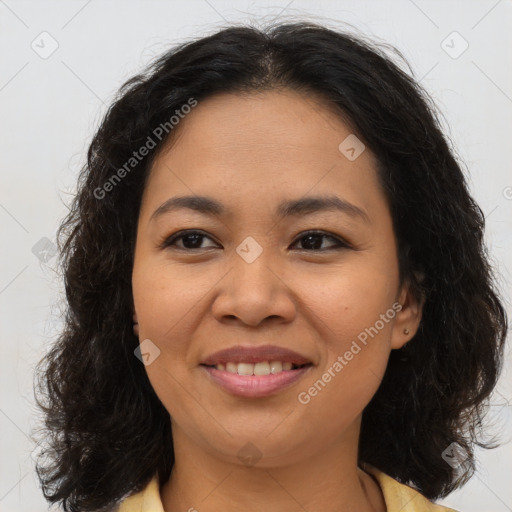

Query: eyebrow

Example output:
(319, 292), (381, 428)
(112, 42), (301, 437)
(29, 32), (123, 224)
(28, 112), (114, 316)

(150, 194), (370, 223)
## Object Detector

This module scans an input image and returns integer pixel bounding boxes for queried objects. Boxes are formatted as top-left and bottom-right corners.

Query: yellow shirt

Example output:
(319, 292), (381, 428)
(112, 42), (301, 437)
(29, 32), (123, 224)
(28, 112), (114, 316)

(117, 464), (458, 512)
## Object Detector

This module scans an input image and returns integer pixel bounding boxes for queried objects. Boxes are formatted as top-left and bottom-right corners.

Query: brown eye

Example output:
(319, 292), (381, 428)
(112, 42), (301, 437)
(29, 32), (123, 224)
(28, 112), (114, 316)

(291, 231), (350, 251)
(160, 230), (218, 251)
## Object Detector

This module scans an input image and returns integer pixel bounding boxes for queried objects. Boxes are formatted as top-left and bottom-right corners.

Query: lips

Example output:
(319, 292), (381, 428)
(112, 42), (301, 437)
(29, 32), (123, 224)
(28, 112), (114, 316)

(199, 344), (314, 398)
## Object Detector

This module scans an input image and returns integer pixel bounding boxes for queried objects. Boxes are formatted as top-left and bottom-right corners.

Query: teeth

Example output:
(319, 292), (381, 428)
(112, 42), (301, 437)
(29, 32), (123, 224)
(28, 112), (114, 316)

(237, 363), (254, 376)
(254, 361), (270, 375)
(270, 360), (282, 374)
(215, 360), (301, 375)
(226, 362), (237, 374)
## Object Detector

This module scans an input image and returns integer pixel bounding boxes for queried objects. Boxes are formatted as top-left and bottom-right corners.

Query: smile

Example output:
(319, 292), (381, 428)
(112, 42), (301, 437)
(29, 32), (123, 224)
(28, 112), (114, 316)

(199, 344), (314, 397)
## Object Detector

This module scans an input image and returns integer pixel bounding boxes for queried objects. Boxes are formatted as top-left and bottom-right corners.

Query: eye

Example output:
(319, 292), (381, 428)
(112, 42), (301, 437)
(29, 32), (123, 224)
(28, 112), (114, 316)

(290, 230), (350, 251)
(159, 230), (219, 251)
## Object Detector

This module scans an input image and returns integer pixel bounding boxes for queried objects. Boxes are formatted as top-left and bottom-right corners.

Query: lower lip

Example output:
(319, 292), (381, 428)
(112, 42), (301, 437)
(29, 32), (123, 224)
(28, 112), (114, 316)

(201, 365), (313, 398)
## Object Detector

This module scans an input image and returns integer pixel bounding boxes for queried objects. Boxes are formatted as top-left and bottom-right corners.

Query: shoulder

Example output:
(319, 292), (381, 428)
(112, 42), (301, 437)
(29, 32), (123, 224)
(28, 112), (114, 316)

(363, 464), (460, 512)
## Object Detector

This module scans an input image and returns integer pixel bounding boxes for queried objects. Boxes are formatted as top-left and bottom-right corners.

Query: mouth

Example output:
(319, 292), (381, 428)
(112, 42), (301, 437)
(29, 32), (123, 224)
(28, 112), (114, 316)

(199, 345), (314, 398)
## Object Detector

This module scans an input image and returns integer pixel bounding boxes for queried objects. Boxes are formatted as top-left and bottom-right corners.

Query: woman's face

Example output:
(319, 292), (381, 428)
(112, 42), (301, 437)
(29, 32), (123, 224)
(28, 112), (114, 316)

(131, 89), (421, 467)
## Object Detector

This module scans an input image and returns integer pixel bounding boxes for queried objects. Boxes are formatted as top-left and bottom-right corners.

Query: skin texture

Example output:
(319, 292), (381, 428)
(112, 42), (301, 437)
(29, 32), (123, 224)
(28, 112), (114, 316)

(131, 89), (423, 512)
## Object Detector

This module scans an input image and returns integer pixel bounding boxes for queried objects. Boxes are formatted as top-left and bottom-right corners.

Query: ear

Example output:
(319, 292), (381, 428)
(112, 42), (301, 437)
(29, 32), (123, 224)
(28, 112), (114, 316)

(390, 278), (424, 350)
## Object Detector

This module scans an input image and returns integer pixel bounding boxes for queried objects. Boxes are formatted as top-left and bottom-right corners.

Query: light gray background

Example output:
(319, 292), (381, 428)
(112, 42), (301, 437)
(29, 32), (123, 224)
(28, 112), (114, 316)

(1, 1), (511, 511)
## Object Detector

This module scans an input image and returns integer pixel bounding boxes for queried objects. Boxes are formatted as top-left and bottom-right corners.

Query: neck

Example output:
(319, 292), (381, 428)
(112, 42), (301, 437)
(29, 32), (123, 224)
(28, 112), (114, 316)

(160, 420), (386, 512)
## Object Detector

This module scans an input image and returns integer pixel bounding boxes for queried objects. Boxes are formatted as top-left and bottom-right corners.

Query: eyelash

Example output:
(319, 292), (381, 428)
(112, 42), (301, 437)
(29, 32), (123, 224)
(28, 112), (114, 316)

(158, 229), (351, 252)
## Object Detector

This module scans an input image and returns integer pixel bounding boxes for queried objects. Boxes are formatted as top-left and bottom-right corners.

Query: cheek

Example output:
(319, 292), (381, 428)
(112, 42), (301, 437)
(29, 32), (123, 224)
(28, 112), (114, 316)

(132, 259), (213, 342)
(298, 260), (398, 344)
(131, 260), (214, 405)
(132, 265), (197, 417)
(295, 261), (398, 411)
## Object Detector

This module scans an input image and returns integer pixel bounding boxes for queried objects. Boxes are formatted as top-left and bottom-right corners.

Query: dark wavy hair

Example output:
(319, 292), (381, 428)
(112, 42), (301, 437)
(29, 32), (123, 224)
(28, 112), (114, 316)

(34, 20), (508, 511)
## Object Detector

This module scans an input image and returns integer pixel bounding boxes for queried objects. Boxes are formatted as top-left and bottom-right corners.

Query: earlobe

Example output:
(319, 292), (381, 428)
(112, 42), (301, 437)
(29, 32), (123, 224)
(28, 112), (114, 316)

(390, 283), (424, 350)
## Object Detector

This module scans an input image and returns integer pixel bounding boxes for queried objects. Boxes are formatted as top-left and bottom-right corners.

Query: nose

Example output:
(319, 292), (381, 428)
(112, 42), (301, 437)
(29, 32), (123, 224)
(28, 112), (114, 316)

(211, 246), (297, 328)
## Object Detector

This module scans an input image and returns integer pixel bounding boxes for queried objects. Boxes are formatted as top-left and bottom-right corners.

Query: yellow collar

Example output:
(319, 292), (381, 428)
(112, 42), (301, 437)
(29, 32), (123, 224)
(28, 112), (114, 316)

(364, 464), (458, 512)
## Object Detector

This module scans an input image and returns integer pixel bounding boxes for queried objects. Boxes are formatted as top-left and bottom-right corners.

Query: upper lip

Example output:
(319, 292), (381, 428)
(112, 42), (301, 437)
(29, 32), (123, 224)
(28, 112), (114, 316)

(201, 345), (312, 366)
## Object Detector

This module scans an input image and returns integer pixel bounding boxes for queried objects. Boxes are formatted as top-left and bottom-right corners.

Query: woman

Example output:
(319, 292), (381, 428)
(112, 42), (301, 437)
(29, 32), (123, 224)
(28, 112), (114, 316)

(34, 21), (507, 512)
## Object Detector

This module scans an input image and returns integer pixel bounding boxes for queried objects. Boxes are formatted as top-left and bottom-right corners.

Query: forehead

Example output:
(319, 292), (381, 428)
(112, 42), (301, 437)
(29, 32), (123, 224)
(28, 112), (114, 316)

(160, 89), (359, 159)
(141, 89), (386, 224)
